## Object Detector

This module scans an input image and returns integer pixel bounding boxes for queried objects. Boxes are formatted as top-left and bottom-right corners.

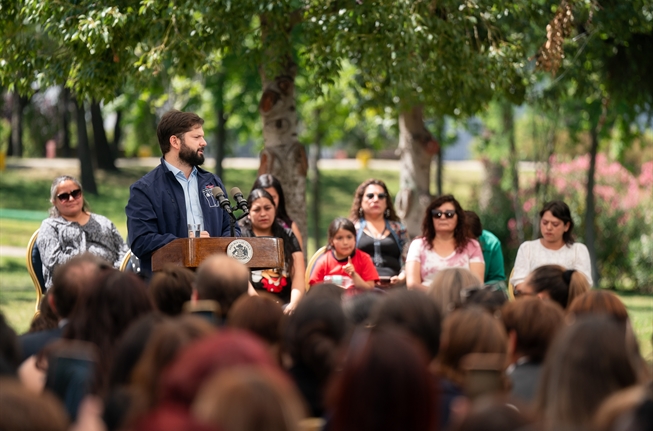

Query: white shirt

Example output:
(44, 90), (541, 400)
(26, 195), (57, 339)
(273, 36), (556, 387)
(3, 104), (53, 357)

(164, 159), (204, 231)
(510, 239), (593, 287)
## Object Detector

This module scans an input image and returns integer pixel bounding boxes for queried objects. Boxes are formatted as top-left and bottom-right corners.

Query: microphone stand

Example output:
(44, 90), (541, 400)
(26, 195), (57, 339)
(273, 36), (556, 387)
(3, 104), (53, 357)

(227, 206), (249, 237)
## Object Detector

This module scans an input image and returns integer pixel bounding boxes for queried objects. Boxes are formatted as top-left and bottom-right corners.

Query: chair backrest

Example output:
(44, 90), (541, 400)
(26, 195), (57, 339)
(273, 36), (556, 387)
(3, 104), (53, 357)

(26, 229), (46, 313)
(304, 246), (327, 292)
(119, 250), (141, 273)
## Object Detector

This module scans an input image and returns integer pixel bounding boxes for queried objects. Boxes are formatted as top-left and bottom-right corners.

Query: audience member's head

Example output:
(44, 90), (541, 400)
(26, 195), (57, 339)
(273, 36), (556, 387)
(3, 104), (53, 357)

(65, 268), (153, 394)
(370, 289), (442, 360)
(568, 289), (629, 323)
(463, 285), (508, 315)
(535, 316), (641, 431)
(28, 291), (59, 332)
(150, 266), (194, 316)
(228, 294), (284, 346)
(192, 366), (306, 431)
(0, 313), (21, 375)
(428, 267), (482, 315)
(437, 307), (508, 387)
(50, 253), (107, 319)
(501, 297), (565, 364)
(465, 210), (483, 239)
(0, 377), (69, 431)
(305, 282), (344, 302)
(327, 328), (436, 431)
(342, 291), (384, 327)
(194, 255), (250, 319)
(524, 264), (590, 309)
(594, 384), (652, 431)
(127, 315), (216, 424)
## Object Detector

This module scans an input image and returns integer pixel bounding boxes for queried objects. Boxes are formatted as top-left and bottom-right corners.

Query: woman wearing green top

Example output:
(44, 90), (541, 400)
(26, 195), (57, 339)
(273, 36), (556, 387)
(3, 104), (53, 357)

(465, 211), (505, 284)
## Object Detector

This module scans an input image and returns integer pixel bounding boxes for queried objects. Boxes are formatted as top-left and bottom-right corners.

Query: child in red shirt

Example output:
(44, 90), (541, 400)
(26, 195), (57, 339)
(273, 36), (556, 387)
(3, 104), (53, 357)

(309, 217), (379, 289)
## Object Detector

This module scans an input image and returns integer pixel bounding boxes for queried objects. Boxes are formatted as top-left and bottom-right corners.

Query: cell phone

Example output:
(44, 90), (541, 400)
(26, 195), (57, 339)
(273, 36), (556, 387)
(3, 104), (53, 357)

(44, 341), (97, 421)
(460, 353), (506, 400)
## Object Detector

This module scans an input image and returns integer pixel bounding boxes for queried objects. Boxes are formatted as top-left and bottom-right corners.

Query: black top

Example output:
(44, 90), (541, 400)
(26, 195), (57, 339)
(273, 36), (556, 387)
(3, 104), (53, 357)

(357, 231), (401, 277)
(240, 221), (301, 304)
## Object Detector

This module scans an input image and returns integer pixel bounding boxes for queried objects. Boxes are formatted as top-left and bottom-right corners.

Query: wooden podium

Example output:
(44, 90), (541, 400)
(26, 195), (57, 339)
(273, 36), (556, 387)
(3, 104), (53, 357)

(151, 237), (284, 271)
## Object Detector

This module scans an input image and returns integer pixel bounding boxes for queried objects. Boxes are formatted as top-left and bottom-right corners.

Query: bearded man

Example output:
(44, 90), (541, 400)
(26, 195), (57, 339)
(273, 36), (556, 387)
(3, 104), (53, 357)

(126, 110), (239, 278)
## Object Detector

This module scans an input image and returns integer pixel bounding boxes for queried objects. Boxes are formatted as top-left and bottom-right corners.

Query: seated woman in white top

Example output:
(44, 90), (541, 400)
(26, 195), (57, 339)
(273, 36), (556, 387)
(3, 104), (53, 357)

(510, 200), (593, 293)
(406, 195), (484, 290)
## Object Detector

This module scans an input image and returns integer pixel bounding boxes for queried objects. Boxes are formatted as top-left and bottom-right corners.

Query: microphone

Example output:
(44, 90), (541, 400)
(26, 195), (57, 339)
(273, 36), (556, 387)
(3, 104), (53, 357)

(212, 187), (233, 214)
(230, 187), (249, 215)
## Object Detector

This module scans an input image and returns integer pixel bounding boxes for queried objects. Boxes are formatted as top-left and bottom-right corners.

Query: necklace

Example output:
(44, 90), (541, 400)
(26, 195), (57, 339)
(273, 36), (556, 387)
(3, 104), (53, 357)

(366, 222), (387, 239)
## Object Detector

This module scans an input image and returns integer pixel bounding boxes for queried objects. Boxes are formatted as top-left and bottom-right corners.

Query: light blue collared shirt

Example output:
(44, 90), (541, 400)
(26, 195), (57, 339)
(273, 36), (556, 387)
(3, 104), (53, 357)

(164, 159), (204, 232)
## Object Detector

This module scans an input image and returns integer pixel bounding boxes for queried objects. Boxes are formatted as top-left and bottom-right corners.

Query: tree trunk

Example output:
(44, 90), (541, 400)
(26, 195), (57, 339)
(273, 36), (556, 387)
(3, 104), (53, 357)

(257, 59), (307, 248)
(91, 100), (117, 171)
(309, 108), (323, 252)
(503, 101), (524, 243)
(395, 106), (439, 237)
(74, 99), (98, 194)
(60, 87), (72, 158)
(434, 117), (445, 197)
(9, 91), (28, 157)
(112, 109), (122, 158)
(211, 72), (227, 181)
(585, 125), (599, 286)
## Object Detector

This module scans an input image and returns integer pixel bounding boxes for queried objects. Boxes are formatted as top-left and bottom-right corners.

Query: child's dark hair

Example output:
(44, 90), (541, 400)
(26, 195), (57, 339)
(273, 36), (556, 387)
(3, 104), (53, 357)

(327, 217), (356, 250)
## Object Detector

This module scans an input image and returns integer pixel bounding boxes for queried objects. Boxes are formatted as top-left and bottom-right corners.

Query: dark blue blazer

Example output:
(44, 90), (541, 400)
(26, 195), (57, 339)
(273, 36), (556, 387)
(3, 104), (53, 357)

(125, 158), (239, 277)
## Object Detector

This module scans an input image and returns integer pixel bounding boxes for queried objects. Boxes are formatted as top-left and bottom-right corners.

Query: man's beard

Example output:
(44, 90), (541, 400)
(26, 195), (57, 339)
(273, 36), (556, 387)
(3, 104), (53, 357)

(179, 138), (205, 166)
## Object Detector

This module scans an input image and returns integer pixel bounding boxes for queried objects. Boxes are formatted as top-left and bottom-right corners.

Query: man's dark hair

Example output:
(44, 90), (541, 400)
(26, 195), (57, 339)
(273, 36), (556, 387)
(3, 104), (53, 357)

(194, 255), (250, 319)
(465, 210), (483, 238)
(156, 110), (204, 155)
(50, 253), (107, 319)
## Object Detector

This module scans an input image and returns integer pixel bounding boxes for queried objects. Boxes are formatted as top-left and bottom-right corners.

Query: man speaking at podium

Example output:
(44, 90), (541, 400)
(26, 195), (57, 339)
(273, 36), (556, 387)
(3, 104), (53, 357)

(126, 110), (239, 279)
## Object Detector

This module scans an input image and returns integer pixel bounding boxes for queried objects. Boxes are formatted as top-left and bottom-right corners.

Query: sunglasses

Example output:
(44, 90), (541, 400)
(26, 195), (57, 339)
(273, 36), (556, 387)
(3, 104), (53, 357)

(57, 189), (82, 202)
(365, 193), (388, 200)
(431, 209), (456, 219)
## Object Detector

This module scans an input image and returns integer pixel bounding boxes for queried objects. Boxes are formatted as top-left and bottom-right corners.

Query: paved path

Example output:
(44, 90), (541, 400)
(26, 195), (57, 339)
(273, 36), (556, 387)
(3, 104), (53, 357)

(0, 246), (26, 258)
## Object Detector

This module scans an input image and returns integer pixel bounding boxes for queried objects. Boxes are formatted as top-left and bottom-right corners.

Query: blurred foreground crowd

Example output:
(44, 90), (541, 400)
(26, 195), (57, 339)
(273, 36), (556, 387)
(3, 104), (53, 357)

(1, 250), (651, 431)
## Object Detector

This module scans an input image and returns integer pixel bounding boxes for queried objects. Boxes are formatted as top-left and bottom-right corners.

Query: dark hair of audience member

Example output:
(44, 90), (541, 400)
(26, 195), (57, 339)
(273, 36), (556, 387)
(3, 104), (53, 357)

(283, 295), (348, 417)
(156, 329), (275, 409)
(428, 267), (482, 316)
(501, 297), (565, 363)
(149, 266), (194, 316)
(455, 396), (533, 431)
(593, 383), (653, 431)
(0, 377), (70, 431)
(192, 366), (307, 431)
(305, 282), (344, 302)
(464, 210), (483, 239)
(527, 264), (590, 309)
(194, 255), (250, 320)
(103, 313), (167, 431)
(342, 291), (384, 327)
(227, 294), (284, 346)
(0, 313), (21, 375)
(535, 316), (641, 431)
(463, 287), (508, 315)
(370, 289), (442, 360)
(327, 328), (437, 431)
(125, 315), (215, 427)
(64, 268), (153, 395)
(50, 253), (107, 319)
(28, 291), (59, 333)
(437, 307), (508, 387)
(568, 289), (630, 323)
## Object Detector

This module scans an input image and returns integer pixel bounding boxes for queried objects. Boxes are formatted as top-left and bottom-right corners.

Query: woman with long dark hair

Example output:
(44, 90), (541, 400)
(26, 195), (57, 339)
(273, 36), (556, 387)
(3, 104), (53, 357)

(252, 174), (303, 250)
(405, 195), (484, 289)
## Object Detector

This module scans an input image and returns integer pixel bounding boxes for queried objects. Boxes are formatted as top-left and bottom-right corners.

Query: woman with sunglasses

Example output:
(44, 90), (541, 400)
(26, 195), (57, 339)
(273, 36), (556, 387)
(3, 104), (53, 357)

(406, 194), (484, 289)
(37, 175), (129, 289)
(349, 179), (409, 287)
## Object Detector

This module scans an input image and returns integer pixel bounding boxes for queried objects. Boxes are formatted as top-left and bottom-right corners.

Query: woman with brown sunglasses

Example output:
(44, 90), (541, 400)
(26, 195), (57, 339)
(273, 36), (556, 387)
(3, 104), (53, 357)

(37, 175), (129, 289)
(406, 194), (484, 289)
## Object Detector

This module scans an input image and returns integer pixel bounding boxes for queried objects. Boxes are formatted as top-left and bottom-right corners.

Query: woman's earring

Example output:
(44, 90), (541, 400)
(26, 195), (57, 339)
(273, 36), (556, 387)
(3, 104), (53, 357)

(359, 208), (364, 218)
(384, 208), (390, 218)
